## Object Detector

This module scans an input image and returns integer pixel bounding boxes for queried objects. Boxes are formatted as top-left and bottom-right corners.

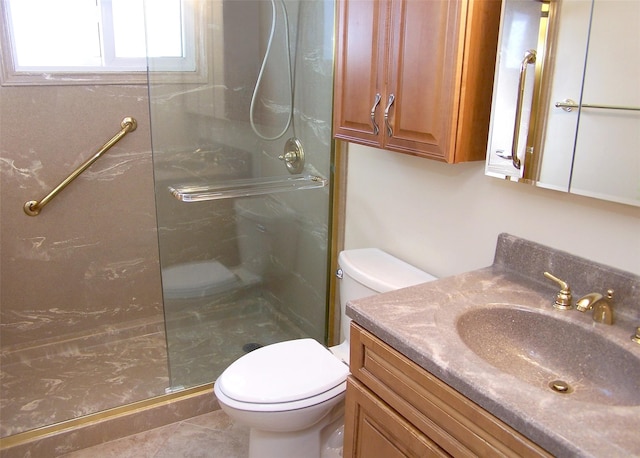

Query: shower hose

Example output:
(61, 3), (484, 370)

(249, 0), (294, 141)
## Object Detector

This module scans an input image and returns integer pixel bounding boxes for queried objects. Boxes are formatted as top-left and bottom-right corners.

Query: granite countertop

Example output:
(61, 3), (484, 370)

(346, 234), (640, 457)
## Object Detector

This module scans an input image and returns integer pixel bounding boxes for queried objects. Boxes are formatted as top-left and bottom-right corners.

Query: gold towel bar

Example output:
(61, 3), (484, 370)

(23, 117), (137, 216)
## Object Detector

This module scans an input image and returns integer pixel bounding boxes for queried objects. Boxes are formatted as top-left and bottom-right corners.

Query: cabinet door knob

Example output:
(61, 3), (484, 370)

(384, 93), (395, 137)
(370, 93), (382, 135)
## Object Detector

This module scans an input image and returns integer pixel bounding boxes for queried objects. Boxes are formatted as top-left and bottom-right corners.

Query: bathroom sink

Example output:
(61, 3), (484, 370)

(456, 306), (640, 406)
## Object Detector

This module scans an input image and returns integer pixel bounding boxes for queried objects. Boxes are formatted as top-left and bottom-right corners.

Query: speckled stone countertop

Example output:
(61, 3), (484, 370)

(346, 234), (640, 457)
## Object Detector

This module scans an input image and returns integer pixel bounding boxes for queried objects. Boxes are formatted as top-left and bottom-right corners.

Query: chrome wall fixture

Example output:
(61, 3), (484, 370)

(278, 137), (305, 174)
(555, 99), (640, 112)
(23, 117), (137, 216)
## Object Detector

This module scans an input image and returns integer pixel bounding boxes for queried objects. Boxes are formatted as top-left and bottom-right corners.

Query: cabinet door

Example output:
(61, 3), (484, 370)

(333, 0), (388, 146)
(344, 377), (447, 458)
(384, 0), (462, 159)
(569, 0), (640, 206)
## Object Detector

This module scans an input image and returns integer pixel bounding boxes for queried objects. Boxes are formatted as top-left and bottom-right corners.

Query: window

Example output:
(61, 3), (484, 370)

(0, 0), (202, 85)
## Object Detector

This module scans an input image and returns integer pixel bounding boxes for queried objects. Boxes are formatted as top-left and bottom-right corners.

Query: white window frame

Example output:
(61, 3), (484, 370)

(0, 0), (207, 86)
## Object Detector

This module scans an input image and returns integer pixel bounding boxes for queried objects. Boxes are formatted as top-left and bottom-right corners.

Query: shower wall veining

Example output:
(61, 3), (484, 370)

(0, 0), (335, 439)
(0, 84), (160, 347)
(149, 0), (334, 389)
(0, 82), (166, 436)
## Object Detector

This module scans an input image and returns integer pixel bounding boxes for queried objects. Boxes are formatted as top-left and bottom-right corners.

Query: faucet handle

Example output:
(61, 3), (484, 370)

(543, 271), (572, 310)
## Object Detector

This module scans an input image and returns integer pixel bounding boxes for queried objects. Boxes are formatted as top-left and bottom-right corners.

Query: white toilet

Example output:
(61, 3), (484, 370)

(162, 196), (297, 299)
(214, 248), (437, 458)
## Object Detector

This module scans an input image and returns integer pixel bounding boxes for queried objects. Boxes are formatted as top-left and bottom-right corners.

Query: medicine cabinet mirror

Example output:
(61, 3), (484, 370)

(486, 0), (639, 207)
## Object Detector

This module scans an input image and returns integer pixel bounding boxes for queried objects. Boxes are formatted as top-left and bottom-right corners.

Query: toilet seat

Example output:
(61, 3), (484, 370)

(216, 339), (348, 410)
(215, 379), (346, 413)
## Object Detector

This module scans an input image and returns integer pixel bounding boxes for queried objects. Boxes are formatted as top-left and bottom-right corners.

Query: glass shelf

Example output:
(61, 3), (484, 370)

(169, 174), (328, 202)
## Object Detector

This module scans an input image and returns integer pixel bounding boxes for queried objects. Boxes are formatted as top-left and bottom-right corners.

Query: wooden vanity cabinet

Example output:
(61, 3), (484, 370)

(333, 0), (501, 163)
(344, 324), (552, 457)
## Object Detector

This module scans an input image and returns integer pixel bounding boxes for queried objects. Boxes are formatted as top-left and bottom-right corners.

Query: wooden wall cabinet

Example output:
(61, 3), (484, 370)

(344, 324), (552, 457)
(333, 0), (501, 163)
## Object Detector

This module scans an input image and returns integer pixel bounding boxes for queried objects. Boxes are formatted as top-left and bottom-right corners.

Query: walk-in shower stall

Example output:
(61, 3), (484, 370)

(0, 0), (335, 440)
(149, 0), (335, 390)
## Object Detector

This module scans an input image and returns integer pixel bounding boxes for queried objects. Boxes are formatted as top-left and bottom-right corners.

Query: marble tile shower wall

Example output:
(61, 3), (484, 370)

(0, 0), (336, 440)
(0, 83), (166, 436)
(149, 0), (335, 342)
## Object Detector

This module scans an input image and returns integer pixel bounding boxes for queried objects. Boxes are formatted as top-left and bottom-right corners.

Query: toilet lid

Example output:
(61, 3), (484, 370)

(217, 339), (349, 404)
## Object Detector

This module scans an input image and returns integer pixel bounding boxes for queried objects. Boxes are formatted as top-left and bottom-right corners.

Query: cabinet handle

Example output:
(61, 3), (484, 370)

(370, 93), (382, 135)
(384, 93), (395, 137)
(511, 50), (537, 170)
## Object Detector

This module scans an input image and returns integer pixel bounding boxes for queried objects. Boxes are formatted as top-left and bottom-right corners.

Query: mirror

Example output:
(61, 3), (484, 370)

(486, 0), (640, 207)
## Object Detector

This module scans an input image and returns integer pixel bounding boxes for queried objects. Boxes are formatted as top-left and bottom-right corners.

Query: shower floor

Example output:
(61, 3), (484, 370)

(164, 294), (307, 390)
(0, 318), (169, 438)
(1, 295), (304, 438)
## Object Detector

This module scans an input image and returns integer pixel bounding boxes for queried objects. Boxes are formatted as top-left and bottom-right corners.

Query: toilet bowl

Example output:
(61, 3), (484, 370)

(214, 338), (347, 427)
(214, 248), (437, 458)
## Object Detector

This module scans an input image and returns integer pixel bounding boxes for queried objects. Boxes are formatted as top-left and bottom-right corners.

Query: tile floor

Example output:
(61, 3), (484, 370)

(61, 409), (250, 458)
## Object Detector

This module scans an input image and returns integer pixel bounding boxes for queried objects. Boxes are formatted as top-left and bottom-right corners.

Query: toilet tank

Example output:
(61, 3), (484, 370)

(337, 248), (436, 343)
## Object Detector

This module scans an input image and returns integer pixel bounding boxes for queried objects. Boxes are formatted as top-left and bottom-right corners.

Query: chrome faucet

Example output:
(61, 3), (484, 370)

(576, 289), (614, 324)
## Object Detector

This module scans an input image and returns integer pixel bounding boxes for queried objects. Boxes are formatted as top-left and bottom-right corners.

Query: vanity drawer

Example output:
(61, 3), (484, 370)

(349, 323), (551, 458)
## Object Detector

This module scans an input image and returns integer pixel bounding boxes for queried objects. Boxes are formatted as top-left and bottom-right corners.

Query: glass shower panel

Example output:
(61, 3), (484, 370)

(146, 0), (335, 390)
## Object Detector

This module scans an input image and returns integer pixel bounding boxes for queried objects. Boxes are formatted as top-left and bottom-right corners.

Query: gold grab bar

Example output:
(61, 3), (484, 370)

(555, 99), (640, 112)
(23, 117), (137, 216)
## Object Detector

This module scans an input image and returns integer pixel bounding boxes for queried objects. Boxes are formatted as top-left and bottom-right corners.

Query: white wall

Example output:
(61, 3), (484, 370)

(344, 143), (640, 278)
